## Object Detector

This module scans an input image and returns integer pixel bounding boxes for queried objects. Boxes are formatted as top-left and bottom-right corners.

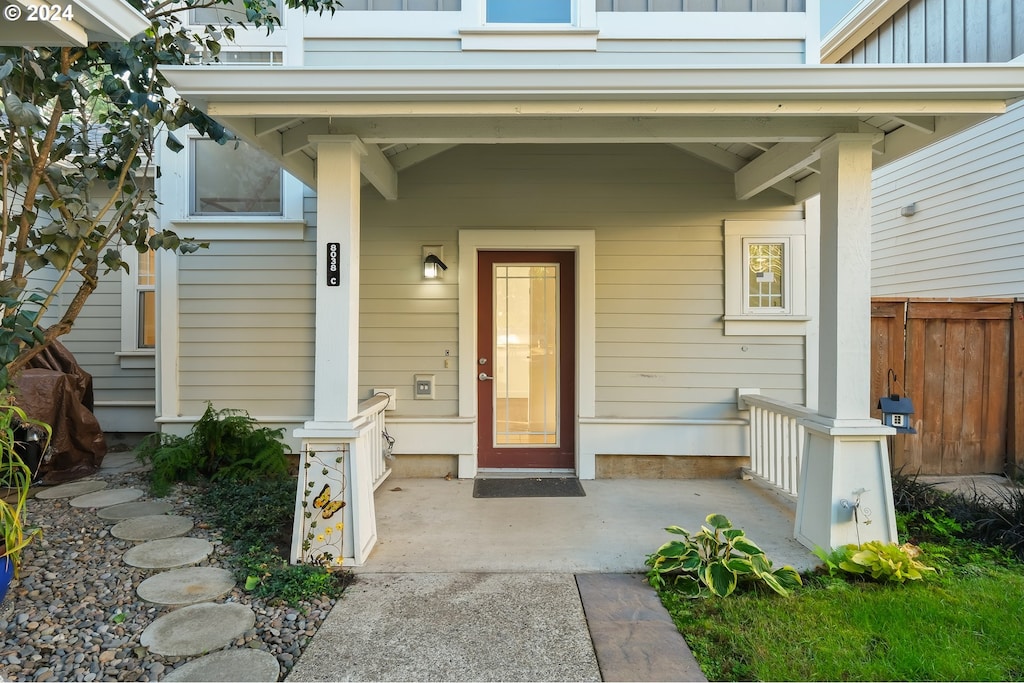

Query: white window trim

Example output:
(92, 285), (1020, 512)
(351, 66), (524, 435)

(118, 245), (156, 368)
(723, 219), (809, 336)
(459, 0), (598, 50)
(159, 129), (305, 241)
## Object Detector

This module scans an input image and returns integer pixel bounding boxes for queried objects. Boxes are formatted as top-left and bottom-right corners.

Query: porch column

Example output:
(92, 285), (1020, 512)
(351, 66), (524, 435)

(292, 135), (377, 567)
(306, 135), (365, 429)
(795, 133), (897, 551)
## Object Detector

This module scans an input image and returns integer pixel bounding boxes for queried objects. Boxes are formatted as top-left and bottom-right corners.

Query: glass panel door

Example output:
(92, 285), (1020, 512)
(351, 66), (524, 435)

(494, 265), (559, 445)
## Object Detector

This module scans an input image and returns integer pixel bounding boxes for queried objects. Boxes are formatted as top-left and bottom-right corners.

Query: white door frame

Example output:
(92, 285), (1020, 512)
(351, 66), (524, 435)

(457, 229), (597, 478)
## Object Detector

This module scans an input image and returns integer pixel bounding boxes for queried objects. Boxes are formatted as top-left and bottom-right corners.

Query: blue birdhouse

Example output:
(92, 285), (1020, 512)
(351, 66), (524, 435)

(877, 394), (917, 434)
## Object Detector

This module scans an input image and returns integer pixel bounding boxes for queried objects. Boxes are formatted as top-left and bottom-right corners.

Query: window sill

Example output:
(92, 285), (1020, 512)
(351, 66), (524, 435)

(459, 27), (599, 51)
(115, 350), (156, 370)
(722, 315), (811, 337)
(169, 219), (306, 241)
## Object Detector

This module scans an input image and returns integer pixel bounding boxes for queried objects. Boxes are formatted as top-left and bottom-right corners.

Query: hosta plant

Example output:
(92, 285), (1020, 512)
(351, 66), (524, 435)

(814, 541), (936, 583)
(646, 513), (802, 598)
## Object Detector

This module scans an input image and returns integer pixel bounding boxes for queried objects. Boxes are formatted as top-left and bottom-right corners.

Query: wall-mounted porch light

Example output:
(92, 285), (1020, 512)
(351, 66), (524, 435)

(423, 246), (447, 280)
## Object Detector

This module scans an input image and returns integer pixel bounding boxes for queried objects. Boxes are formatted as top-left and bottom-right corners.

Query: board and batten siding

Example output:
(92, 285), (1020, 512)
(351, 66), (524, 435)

(871, 99), (1024, 297)
(836, 0), (1024, 64)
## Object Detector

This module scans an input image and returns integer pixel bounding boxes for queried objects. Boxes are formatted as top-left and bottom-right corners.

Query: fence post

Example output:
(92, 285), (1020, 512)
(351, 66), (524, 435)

(1010, 300), (1024, 478)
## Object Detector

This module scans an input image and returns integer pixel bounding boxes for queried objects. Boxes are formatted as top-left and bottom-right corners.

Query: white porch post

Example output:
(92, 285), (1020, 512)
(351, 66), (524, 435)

(795, 133), (898, 551)
(292, 135), (378, 566)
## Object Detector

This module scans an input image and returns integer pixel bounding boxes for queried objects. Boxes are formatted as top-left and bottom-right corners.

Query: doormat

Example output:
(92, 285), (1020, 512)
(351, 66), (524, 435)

(473, 477), (586, 498)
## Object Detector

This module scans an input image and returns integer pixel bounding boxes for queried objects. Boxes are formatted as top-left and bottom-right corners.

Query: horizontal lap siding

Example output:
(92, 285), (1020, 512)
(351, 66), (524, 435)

(359, 143), (805, 421)
(177, 241), (315, 417)
(872, 100), (1024, 297)
(175, 145), (805, 423)
(42, 263), (157, 418)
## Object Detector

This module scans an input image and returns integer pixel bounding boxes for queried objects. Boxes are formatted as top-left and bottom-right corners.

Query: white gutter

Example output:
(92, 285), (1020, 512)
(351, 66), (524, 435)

(161, 63), (1024, 109)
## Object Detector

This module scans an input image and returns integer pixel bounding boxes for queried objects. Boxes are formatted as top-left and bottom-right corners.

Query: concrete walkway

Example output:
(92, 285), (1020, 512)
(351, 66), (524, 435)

(290, 476), (814, 681)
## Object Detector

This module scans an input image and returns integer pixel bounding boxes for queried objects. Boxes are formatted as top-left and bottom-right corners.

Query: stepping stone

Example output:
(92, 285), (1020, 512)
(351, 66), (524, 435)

(140, 602), (255, 656)
(162, 648), (280, 682)
(97, 500), (173, 521)
(98, 452), (149, 474)
(34, 480), (107, 500)
(123, 537), (213, 569)
(69, 488), (144, 508)
(137, 566), (235, 606)
(111, 514), (193, 541)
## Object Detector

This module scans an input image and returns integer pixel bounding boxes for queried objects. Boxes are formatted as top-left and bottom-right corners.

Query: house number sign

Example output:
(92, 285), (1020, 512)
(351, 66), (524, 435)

(327, 242), (340, 286)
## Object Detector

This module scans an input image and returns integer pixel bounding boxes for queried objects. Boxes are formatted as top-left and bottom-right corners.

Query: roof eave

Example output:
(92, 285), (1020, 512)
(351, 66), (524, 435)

(161, 63), (1024, 114)
(821, 0), (907, 64)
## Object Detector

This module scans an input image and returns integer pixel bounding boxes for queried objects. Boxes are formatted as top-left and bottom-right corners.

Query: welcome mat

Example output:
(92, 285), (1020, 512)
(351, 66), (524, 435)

(473, 477), (586, 498)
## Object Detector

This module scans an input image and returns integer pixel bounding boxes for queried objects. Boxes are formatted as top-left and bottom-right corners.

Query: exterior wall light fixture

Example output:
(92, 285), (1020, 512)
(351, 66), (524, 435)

(423, 246), (447, 280)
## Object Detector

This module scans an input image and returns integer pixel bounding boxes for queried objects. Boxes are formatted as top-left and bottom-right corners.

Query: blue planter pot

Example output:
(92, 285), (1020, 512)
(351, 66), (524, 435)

(0, 556), (13, 604)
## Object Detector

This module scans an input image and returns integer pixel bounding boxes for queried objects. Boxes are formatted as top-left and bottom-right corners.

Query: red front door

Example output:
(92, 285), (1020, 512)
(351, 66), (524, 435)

(477, 251), (575, 469)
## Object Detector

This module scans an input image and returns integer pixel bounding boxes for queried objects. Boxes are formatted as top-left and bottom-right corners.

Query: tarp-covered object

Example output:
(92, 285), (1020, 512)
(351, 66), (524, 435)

(12, 341), (107, 482)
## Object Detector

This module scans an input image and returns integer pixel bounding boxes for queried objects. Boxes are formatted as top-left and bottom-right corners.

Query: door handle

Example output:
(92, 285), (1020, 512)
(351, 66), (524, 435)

(479, 372), (494, 381)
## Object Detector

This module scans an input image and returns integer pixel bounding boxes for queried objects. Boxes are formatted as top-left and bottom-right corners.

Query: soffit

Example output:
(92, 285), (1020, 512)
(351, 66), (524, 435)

(161, 63), (1024, 202)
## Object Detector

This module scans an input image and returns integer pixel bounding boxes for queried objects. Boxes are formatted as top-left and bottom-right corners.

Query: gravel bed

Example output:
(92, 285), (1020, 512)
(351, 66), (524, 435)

(1, 467), (341, 681)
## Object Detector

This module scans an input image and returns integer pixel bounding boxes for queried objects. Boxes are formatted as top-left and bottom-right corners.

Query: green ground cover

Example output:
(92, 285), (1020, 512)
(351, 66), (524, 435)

(655, 474), (1024, 681)
(662, 548), (1024, 681)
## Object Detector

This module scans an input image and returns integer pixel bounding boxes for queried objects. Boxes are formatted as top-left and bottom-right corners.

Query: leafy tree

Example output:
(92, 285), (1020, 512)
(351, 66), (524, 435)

(0, 0), (342, 390)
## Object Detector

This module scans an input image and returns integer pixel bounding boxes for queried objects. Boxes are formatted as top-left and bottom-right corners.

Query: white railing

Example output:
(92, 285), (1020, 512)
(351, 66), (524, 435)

(740, 393), (815, 497)
(355, 394), (393, 491)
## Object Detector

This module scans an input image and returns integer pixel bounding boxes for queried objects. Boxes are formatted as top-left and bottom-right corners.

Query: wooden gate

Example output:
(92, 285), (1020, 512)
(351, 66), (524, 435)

(871, 298), (1024, 476)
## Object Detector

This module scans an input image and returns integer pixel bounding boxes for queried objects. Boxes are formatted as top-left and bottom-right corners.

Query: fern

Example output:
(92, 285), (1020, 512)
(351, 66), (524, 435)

(137, 403), (289, 496)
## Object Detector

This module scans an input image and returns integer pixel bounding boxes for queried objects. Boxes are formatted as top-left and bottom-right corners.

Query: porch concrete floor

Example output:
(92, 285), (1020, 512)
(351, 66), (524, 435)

(290, 477), (813, 682)
(360, 477), (817, 574)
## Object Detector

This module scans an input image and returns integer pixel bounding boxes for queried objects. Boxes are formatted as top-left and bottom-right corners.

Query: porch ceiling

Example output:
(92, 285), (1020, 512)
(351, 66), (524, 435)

(162, 63), (1024, 203)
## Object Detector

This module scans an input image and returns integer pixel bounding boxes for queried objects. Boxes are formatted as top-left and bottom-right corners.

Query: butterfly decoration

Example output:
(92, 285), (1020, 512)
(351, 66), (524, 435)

(313, 483), (346, 519)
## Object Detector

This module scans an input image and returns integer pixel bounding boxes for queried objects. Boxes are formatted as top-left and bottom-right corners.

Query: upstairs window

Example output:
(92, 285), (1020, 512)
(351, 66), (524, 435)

(190, 140), (283, 216)
(191, 0), (280, 24)
(487, 0), (570, 22)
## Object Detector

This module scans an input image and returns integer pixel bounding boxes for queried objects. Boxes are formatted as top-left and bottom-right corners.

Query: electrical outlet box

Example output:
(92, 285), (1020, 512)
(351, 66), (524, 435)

(414, 374), (435, 400)
(373, 387), (397, 411)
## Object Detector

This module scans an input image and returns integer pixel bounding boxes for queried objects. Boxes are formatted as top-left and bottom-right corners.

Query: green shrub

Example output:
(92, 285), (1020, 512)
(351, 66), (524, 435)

(196, 478), (352, 606)
(646, 513), (802, 598)
(137, 403), (289, 495)
(235, 545), (351, 607)
(814, 541), (937, 583)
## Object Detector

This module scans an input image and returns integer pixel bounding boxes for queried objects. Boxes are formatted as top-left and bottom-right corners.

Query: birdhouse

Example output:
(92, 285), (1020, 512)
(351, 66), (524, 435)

(877, 394), (917, 434)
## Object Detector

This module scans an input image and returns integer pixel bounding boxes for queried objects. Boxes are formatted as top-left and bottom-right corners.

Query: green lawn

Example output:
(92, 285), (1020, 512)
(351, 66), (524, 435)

(659, 549), (1024, 681)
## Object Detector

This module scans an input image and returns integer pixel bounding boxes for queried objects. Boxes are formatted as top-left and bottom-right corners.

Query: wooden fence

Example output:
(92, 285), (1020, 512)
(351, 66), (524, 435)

(871, 298), (1024, 476)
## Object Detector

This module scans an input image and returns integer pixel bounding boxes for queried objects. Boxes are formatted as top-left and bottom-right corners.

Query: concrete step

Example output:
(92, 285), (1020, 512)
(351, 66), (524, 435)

(97, 500), (173, 521)
(34, 479), (107, 500)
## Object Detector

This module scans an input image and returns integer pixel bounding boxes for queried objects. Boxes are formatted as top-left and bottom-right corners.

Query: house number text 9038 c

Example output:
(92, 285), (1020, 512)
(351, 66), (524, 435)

(327, 242), (340, 286)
